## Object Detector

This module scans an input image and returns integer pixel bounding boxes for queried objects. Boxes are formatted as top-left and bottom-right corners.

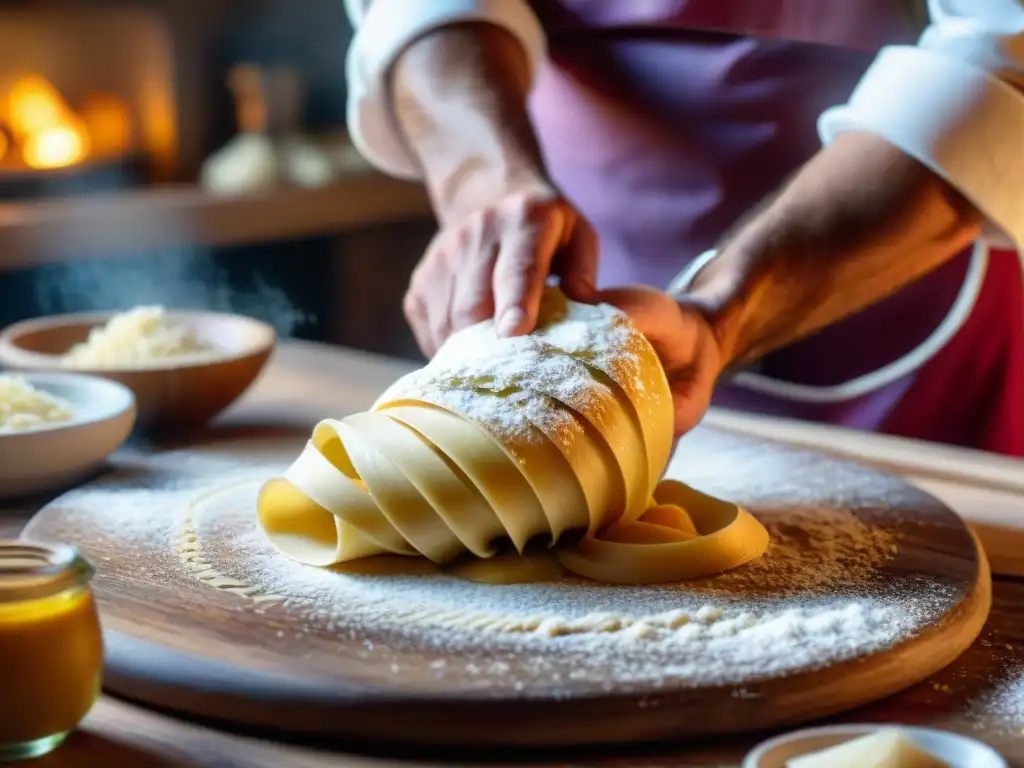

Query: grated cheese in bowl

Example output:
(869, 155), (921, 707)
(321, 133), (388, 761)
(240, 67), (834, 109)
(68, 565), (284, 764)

(61, 306), (217, 369)
(0, 375), (75, 433)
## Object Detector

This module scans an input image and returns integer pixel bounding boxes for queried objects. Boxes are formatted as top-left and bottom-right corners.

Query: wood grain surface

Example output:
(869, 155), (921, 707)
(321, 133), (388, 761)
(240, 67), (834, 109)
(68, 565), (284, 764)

(22, 372), (992, 748)
(1, 342), (1022, 766)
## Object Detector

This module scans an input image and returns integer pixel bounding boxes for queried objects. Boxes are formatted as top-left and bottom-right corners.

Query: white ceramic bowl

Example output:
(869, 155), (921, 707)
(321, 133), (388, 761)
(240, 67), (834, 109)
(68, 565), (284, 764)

(0, 310), (276, 433)
(743, 724), (1008, 768)
(0, 372), (136, 499)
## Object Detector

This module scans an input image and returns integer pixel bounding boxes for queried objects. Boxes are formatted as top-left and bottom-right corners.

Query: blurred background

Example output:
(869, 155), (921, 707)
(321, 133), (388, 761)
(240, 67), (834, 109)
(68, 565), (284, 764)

(0, 0), (434, 361)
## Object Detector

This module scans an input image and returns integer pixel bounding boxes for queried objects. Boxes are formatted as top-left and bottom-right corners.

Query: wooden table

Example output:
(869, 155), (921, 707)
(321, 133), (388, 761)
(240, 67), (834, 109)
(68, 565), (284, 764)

(3, 341), (1023, 768)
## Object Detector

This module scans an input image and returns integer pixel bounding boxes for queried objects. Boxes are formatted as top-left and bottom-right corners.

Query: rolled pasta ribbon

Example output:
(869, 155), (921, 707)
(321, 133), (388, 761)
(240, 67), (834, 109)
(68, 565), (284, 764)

(257, 288), (769, 584)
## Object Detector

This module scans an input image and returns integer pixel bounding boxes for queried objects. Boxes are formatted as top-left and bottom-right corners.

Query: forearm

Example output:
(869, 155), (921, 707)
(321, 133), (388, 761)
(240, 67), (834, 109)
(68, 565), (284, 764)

(389, 24), (549, 225)
(682, 132), (984, 370)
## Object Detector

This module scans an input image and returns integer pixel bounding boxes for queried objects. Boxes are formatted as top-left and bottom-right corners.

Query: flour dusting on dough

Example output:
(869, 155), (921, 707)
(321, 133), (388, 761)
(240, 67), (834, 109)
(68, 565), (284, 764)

(374, 292), (641, 446)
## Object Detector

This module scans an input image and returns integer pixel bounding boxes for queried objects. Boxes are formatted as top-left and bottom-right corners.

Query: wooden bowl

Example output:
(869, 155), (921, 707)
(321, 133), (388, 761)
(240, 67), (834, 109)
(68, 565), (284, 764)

(0, 372), (136, 499)
(0, 311), (276, 433)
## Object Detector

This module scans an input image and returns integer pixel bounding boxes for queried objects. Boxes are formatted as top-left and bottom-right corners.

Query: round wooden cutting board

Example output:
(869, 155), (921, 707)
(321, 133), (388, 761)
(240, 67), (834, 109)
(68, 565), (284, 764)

(24, 426), (990, 749)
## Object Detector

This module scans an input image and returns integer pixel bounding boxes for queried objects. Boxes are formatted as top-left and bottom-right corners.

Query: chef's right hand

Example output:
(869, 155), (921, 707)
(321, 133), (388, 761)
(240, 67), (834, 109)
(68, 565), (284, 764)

(403, 184), (599, 358)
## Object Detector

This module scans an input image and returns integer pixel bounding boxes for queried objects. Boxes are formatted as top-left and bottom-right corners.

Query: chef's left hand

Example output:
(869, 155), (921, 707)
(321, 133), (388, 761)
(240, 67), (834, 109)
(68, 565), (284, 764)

(599, 286), (722, 439)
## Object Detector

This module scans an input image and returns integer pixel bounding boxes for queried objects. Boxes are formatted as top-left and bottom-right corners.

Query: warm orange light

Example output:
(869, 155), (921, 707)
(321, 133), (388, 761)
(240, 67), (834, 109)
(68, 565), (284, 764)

(21, 123), (90, 170)
(3, 75), (95, 170)
(6, 76), (70, 140)
(79, 92), (132, 158)
(0, 129), (8, 164)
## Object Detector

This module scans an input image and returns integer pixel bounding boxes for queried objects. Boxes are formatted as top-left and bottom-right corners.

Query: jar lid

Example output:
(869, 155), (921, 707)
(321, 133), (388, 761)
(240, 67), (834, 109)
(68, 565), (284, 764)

(0, 539), (93, 603)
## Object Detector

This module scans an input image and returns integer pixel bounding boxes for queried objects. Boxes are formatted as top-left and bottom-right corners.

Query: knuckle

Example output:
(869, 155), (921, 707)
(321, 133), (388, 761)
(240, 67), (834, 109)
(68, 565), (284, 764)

(423, 231), (449, 261)
(436, 219), (488, 266)
(454, 228), (476, 261)
(402, 290), (425, 322)
(451, 298), (491, 330)
(413, 245), (441, 277)
(475, 212), (502, 250)
(497, 254), (539, 287)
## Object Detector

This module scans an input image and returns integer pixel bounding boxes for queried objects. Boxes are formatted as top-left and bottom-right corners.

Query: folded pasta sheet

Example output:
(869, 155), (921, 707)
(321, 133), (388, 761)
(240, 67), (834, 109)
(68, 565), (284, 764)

(257, 288), (768, 584)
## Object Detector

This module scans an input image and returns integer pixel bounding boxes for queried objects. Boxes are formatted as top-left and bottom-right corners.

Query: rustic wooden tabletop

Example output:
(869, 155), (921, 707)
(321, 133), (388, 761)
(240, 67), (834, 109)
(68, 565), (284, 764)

(3, 341), (1022, 768)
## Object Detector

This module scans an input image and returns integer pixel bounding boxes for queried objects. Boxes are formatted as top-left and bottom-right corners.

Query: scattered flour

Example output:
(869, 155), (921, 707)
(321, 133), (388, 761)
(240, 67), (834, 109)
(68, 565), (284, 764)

(968, 660), (1024, 737)
(51, 433), (968, 693)
(373, 292), (643, 446)
(378, 337), (598, 446)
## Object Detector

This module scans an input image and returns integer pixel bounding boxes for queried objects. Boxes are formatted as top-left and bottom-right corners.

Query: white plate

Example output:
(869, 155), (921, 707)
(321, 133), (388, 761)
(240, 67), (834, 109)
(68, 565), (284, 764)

(0, 372), (136, 499)
(743, 724), (1008, 768)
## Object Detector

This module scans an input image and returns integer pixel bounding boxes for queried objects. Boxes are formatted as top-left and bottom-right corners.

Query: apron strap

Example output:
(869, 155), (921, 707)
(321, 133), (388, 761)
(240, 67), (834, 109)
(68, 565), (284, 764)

(668, 240), (991, 404)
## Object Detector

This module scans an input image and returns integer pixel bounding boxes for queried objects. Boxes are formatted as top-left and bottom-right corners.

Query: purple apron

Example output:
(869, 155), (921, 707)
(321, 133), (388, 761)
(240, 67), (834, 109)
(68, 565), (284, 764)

(524, 0), (1024, 454)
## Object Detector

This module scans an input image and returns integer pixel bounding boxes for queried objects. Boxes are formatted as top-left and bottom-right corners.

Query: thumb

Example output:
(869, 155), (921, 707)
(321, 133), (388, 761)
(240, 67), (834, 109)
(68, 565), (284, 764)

(556, 218), (599, 303)
(597, 285), (667, 339)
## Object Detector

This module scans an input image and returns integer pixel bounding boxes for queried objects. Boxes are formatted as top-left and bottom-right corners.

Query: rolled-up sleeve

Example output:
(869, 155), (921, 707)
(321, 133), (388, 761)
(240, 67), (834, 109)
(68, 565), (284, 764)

(818, 0), (1024, 247)
(343, 0), (546, 180)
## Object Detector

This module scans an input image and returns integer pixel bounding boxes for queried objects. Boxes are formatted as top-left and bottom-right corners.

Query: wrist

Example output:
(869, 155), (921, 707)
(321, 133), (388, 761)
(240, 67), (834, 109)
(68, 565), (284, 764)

(668, 248), (754, 371)
(673, 134), (983, 373)
(416, 137), (552, 225)
(389, 23), (549, 224)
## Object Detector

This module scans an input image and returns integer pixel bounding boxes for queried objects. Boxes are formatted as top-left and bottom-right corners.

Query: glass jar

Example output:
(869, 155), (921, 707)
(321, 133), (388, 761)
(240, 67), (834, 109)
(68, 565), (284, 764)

(0, 540), (103, 762)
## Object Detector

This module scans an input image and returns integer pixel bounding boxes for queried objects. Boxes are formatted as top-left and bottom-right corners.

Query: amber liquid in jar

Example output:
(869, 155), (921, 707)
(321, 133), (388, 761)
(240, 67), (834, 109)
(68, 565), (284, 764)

(0, 541), (103, 762)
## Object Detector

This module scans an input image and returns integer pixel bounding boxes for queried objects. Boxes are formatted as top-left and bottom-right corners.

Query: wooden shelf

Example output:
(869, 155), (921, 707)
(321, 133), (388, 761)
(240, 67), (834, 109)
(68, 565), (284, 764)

(0, 171), (434, 270)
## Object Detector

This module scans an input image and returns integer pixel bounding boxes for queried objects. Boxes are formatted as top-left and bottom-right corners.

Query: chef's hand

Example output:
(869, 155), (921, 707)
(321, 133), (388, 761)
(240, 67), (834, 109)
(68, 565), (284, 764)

(600, 286), (723, 439)
(404, 184), (599, 358)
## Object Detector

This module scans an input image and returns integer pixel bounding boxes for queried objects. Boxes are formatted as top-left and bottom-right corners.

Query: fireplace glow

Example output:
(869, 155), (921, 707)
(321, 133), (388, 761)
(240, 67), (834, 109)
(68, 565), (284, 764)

(7, 76), (69, 137)
(5, 75), (90, 169)
(0, 75), (131, 171)
(21, 124), (88, 170)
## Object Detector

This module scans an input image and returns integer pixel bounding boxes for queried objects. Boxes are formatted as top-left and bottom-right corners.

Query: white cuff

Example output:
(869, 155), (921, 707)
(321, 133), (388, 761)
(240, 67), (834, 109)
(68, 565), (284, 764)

(666, 249), (719, 296)
(819, 46), (1024, 249)
(345, 0), (546, 180)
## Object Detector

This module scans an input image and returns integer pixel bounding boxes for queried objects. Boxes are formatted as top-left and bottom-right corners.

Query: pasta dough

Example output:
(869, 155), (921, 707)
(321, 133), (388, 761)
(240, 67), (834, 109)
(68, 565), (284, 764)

(257, 288), (769, 584)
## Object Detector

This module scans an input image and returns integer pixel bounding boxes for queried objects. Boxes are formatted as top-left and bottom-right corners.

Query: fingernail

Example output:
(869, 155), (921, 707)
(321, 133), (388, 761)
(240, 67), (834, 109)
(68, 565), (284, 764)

(497, 307), (526, 337)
